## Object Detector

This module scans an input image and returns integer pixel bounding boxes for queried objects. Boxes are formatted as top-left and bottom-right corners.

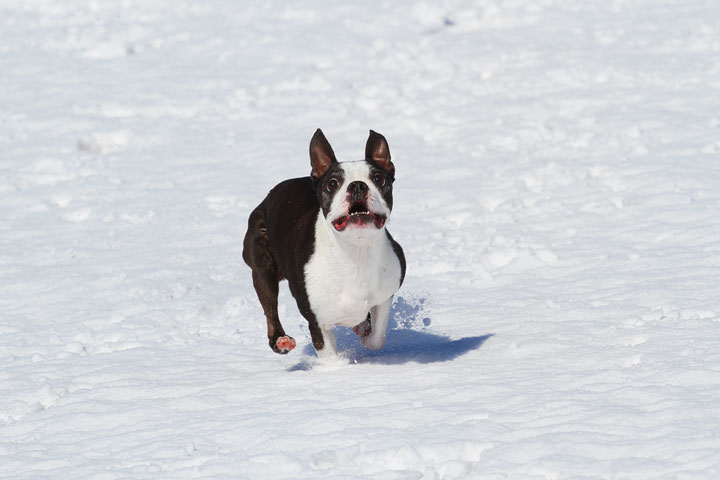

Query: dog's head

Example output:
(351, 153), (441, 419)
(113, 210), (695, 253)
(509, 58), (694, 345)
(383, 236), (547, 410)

(309, 129), (395, 236)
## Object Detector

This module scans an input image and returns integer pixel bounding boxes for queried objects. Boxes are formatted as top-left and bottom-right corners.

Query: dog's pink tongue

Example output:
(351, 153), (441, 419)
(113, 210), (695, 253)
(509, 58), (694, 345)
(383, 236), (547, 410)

(348, 215), (368, 226)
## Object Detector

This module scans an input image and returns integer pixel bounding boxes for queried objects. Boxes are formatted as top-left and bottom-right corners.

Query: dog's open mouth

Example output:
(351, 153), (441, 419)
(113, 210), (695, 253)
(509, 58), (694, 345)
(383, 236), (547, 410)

(332, 203), (386, 231)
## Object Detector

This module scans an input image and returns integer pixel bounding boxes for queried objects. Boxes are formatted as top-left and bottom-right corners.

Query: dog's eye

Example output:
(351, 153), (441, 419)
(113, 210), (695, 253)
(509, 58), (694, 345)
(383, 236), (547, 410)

(326, 178), (339, 193)
(372, 173), (385, 187)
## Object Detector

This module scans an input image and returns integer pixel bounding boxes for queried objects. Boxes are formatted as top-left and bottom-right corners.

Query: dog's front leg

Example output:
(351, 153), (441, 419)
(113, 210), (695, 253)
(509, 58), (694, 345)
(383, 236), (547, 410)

(363, 297), (392, 350)
(318, 327), (338, 358)
(308, 321), (338, 358)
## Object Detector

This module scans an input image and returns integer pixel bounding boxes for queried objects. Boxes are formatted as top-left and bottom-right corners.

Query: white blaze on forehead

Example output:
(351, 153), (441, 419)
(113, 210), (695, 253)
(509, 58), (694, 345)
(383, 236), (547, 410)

(340, 160), (371, 183)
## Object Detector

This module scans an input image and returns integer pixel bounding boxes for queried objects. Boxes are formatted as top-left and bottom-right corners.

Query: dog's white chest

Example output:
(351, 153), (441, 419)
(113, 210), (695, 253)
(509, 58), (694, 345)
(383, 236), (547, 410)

(304, 213), (401, 328)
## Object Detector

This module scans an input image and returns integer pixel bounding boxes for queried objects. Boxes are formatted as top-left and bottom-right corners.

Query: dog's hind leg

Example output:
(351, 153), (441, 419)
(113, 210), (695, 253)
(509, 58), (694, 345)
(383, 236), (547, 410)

(352, 312), (372, 337)
(251, 269), (296, 354)
(243, 208), (295, 354)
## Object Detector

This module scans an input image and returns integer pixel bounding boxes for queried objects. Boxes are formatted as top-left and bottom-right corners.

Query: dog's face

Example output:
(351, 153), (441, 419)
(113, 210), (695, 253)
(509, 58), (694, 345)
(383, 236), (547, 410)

(310, 129), (395, 236)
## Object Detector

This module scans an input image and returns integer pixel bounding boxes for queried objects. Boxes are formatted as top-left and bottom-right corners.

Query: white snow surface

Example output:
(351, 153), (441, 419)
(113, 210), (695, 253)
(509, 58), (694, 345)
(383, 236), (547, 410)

(2, 0), (720, 478)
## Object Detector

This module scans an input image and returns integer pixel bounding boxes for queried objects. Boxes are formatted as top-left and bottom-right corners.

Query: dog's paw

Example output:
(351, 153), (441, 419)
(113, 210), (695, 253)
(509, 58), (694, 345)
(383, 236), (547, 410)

(352, 318), (372, 337)
(272, 336), (296, 354)
(362, 334), (386, 351)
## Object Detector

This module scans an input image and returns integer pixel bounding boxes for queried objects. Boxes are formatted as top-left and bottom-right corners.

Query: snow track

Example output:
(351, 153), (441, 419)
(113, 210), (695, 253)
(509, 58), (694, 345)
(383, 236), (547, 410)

(2, 1), (720, 478)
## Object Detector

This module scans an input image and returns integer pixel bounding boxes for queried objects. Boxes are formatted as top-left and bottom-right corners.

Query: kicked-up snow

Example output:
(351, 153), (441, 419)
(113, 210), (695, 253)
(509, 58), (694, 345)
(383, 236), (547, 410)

(2, 0), (720, 478)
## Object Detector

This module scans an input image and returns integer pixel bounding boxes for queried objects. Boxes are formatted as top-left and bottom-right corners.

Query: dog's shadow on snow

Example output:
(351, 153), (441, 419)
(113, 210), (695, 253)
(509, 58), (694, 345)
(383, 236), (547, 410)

(288, 297), (493, 371)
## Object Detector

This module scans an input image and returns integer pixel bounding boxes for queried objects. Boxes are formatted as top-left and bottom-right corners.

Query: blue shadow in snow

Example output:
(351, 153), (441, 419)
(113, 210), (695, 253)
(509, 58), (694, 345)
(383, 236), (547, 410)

(287, 296), (493, 370)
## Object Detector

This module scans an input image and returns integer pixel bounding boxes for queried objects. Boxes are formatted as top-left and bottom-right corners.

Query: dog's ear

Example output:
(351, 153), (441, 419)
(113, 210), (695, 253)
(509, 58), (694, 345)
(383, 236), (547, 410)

(365, 130), (394, 175)
(309, 128), (337, 179)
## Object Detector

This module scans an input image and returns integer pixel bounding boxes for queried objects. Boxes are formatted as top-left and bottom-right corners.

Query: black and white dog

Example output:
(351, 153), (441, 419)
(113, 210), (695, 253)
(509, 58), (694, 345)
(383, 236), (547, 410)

(243, 129), (405, 357)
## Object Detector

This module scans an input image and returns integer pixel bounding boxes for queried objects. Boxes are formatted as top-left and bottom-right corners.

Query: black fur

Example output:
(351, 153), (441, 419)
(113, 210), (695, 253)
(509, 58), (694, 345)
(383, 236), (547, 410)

(242, 177), (326, 351)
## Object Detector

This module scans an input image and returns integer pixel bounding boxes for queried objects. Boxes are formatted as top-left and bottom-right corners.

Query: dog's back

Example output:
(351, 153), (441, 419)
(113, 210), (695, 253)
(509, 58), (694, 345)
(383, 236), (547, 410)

(243, 177), (317, 283)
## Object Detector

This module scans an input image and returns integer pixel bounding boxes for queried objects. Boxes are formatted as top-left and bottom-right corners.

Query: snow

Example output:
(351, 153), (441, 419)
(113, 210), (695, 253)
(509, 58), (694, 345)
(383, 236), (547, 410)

(2, 0), (720, 478)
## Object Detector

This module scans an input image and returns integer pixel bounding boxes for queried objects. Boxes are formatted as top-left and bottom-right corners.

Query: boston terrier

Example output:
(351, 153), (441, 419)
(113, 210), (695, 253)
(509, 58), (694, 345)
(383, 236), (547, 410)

(242, 129), (406, 357)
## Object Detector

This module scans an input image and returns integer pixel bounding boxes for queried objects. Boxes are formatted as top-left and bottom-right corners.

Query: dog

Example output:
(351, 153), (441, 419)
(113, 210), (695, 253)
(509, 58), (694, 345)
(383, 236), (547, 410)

(243, 129), (405, 357)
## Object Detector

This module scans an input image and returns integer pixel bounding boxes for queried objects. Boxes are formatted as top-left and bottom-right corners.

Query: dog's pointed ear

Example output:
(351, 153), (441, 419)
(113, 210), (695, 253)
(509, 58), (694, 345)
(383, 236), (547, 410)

(309, 128), (337, 179)
(365, 130), (394, 175)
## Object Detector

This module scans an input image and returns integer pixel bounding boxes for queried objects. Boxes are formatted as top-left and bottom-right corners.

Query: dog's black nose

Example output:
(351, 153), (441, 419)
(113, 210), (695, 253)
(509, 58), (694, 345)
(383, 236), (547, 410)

(347, 181), (369, 200)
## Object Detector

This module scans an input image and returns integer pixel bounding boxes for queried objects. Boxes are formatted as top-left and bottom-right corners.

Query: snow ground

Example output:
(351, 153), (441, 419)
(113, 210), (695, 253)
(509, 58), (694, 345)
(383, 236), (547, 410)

(2, 0), (720, 478)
